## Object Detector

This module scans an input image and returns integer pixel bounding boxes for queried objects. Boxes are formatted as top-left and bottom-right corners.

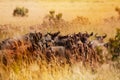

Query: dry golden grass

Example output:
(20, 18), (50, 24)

(0, 0), (120, 39)
(0, 0), (120, 80)
(0, 56), (120, 80)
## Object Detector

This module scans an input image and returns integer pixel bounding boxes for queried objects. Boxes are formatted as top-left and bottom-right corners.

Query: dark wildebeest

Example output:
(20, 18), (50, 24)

(23, 32), (43, 52)
(75, 32), (93, 59)
(54, 34), (69, 46)
(76, 32), (93, 44)
(47, 31), (60, 40)
(0, 38), (18, 50)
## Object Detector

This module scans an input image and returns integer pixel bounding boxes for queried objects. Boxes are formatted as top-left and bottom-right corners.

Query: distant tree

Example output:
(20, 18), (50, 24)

(49, 10), (55, 20)
(49, 10), (55, 16)
(115, 7), (120, 19)
(48, 10), (62, 21)
(56, 13), (62, 20)
(42, 10), (65, 28)
(13, 7), (29, 17)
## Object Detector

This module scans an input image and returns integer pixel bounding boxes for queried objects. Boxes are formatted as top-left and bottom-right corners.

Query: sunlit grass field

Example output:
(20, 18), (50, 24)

(0, 0), (120, 39)
(0, 0), (120, 80)
(1, 60), (120, 80)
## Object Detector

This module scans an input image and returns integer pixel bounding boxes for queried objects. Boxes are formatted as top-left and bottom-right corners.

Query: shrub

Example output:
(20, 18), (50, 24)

(115, 7), (120, 19)
(115, 7), (120, 14)
(49, 10), (55, 16)
(108, 28), (120, 60)
(56, 13), (62, 20)
(48, 10), (62, 21)
(13, 7), (29, 17)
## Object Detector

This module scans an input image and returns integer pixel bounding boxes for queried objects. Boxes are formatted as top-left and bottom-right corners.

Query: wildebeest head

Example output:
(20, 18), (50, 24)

(78, 32), (93, 43)
(44, 33), (52, 42)
(29, 32), (42, 43)
(0, 38), (18, 50)
(66, 38), (75, 49)
(90, 33), (107, 48)
(95, 33), (107, 42)
(0, 38), (10, 50)
(48, 31), (60, 40)
(36, 32), (43, 40)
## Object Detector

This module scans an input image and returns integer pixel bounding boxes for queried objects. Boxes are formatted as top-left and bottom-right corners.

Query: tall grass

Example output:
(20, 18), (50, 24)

(0, 6), (120, 80)
(0, 54), (120, 80)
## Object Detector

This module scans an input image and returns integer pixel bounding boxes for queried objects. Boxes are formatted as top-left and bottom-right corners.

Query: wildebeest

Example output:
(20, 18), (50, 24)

(75, 32), (93, 44)
(0, 38), (18, 50)
(90, 33), (107, 48)
(46, 46), (67, 64)
(0, 31), (102, 66)
(90, 33), (108, 62)
(47, 31), (60, 40)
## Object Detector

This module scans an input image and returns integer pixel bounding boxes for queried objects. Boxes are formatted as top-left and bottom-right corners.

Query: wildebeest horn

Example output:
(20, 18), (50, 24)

(95, 33), (99, 38)
(103, 33), (107, 38)
(55, 31), (60, 35)
(85, 31), (88, 34)
(89, 32), (93, 36)
(47, 32), (51, 35)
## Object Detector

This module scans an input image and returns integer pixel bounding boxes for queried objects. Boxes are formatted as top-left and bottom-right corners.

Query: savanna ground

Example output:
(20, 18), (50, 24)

(0, 0), (120, 80)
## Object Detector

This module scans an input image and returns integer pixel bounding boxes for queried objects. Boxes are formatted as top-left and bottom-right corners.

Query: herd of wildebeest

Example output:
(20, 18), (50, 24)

(0, 31), (108, 66)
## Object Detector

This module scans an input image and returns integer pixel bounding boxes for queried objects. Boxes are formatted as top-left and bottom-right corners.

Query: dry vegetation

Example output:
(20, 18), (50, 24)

(0, 0), (120, 80)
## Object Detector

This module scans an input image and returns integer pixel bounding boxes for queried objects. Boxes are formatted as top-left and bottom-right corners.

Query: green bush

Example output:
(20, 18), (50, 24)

(56, 13), (62, 20)
(49, 10), (55, 16)
(48, 10), (63, 21)
(108, 28), (120, 60)
(95, 46), (105, 63)
(13, 7), (29, 17)
(115, 7), (120, 19)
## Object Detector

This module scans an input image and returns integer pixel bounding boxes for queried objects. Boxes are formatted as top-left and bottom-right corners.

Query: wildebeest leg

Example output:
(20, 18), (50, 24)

(89, 51), (93, 66)
(46, 50), (52, 62)
(83, 44), (88, 61)
(90, 48), (99, 67)
(65, 49), (73, 65)
(2, 55), (7, 66)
